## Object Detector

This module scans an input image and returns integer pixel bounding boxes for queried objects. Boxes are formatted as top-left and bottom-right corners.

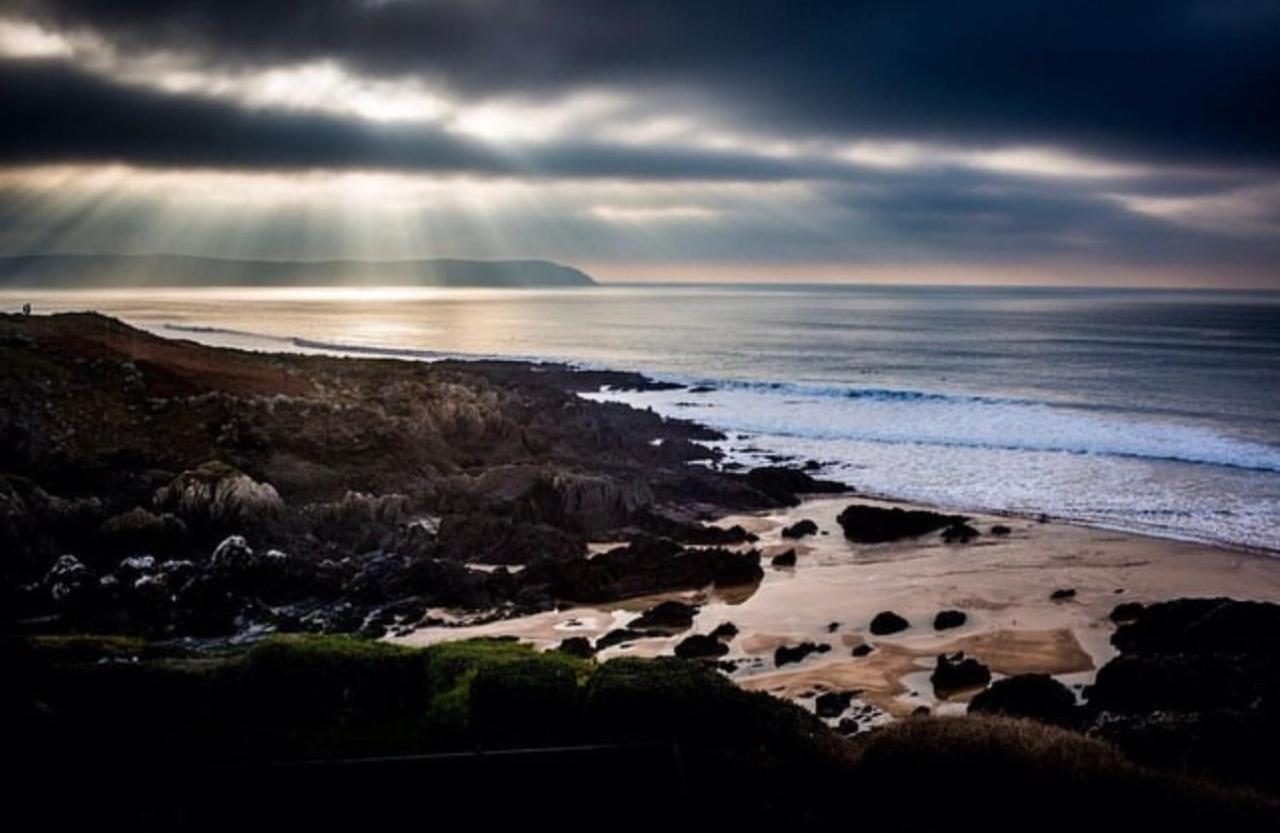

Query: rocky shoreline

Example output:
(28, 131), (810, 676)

(1, 311), (843, 642)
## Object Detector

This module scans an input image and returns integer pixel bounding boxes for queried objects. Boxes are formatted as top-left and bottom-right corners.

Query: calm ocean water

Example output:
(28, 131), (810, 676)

(6, 284), (1279, 551)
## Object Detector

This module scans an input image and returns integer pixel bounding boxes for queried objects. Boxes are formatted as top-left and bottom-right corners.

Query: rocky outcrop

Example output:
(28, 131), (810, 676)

(431, 513), (584, 565)
(836, 504), (968, 543)
(154, 461), (283, 535)
(744, 467), (847, 504)
(521, 536), (762, 605)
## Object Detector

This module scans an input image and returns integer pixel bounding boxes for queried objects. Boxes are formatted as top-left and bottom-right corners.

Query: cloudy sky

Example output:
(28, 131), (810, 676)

(1, 0), (1278, 285)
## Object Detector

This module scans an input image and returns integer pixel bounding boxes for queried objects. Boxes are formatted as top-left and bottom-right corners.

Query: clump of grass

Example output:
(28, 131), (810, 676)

(422, 637), (589, 731)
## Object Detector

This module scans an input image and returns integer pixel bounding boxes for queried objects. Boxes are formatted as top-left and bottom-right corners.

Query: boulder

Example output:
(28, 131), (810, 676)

(836, 505), (968, 543)
(781, 519), (819, 540)
(851, 643), (874, 657)
(709, 622), (739, 641)
(990, 524), (1012, 536)
(630, 600), (699, 631)
(774, 642), (831, 667)
(674, 634), (729, 660)
(930, 652), (991, 698)
(941, 522), (980, 544)
(44, 554), (94, 605)
(209, 535), (259, 574)
(770, 548), (797, 567)
(1050, 588), (1077, 601)
(933, 610), (967, 630)
(869, 610), (909, 635)
(969, 674), (1079, 728)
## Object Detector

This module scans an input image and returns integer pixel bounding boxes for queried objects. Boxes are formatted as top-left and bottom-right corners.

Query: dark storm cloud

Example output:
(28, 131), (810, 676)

(0, 60), (862, 179)
(8, 0), (1280, 168)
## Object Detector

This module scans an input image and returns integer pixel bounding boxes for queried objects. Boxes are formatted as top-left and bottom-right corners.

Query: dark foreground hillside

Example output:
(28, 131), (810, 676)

(7, 634), (1277, 832)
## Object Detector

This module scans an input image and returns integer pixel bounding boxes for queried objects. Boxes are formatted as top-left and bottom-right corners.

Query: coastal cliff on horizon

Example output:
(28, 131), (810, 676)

(0, 253), (597, 288)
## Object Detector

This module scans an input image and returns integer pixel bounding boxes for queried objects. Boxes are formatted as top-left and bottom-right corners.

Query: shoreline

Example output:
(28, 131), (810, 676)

(393, 492), (1280, 726)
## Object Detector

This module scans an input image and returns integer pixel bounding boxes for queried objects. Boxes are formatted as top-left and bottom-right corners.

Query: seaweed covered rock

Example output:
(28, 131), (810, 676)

(836, 504), (968, 543)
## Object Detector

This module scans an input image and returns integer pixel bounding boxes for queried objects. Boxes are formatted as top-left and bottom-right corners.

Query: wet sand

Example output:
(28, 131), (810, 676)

(392, 495), (1280, 724)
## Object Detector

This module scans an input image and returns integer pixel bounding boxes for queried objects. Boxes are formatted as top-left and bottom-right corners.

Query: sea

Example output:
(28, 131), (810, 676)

(5, 284), (1279, 552)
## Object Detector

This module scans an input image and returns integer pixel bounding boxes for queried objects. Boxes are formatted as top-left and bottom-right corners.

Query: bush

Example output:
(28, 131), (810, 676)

(469, 657), (582, 746)
(241, 634), (432, 725)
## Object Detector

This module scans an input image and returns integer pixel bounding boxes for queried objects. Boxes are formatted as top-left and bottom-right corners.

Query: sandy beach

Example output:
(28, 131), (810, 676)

(393, 494), (1280, 723)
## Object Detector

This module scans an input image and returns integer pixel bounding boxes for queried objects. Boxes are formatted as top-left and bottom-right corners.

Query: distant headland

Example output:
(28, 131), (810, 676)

(0, 254), (596, 288)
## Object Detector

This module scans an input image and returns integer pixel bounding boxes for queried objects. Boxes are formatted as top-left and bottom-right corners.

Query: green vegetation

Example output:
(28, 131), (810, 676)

(7, 634), (1279, 831)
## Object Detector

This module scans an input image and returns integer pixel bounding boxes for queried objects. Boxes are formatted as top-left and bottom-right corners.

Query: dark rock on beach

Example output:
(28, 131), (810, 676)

(933, 609), (967, 630)
(709, 621), (739, 641)
(770, 548), (797, 567)
(629, 600), (699, 631)
(781, 519), (819, 539)
(775, 641), (831, 667)
(941, 522), (980, 543)
(744, 467), (847, 505)
(930, 652), (992, 698)
(1051, 588), (1077, 601)
(851, 643), (874, 657)
(869, 610), (909, 635)
(674, 633), (730, 660)
(836, 504), (968, 543)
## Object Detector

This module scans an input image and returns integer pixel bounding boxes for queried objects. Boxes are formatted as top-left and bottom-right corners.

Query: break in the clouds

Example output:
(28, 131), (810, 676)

(0, 0), (1277, 285)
